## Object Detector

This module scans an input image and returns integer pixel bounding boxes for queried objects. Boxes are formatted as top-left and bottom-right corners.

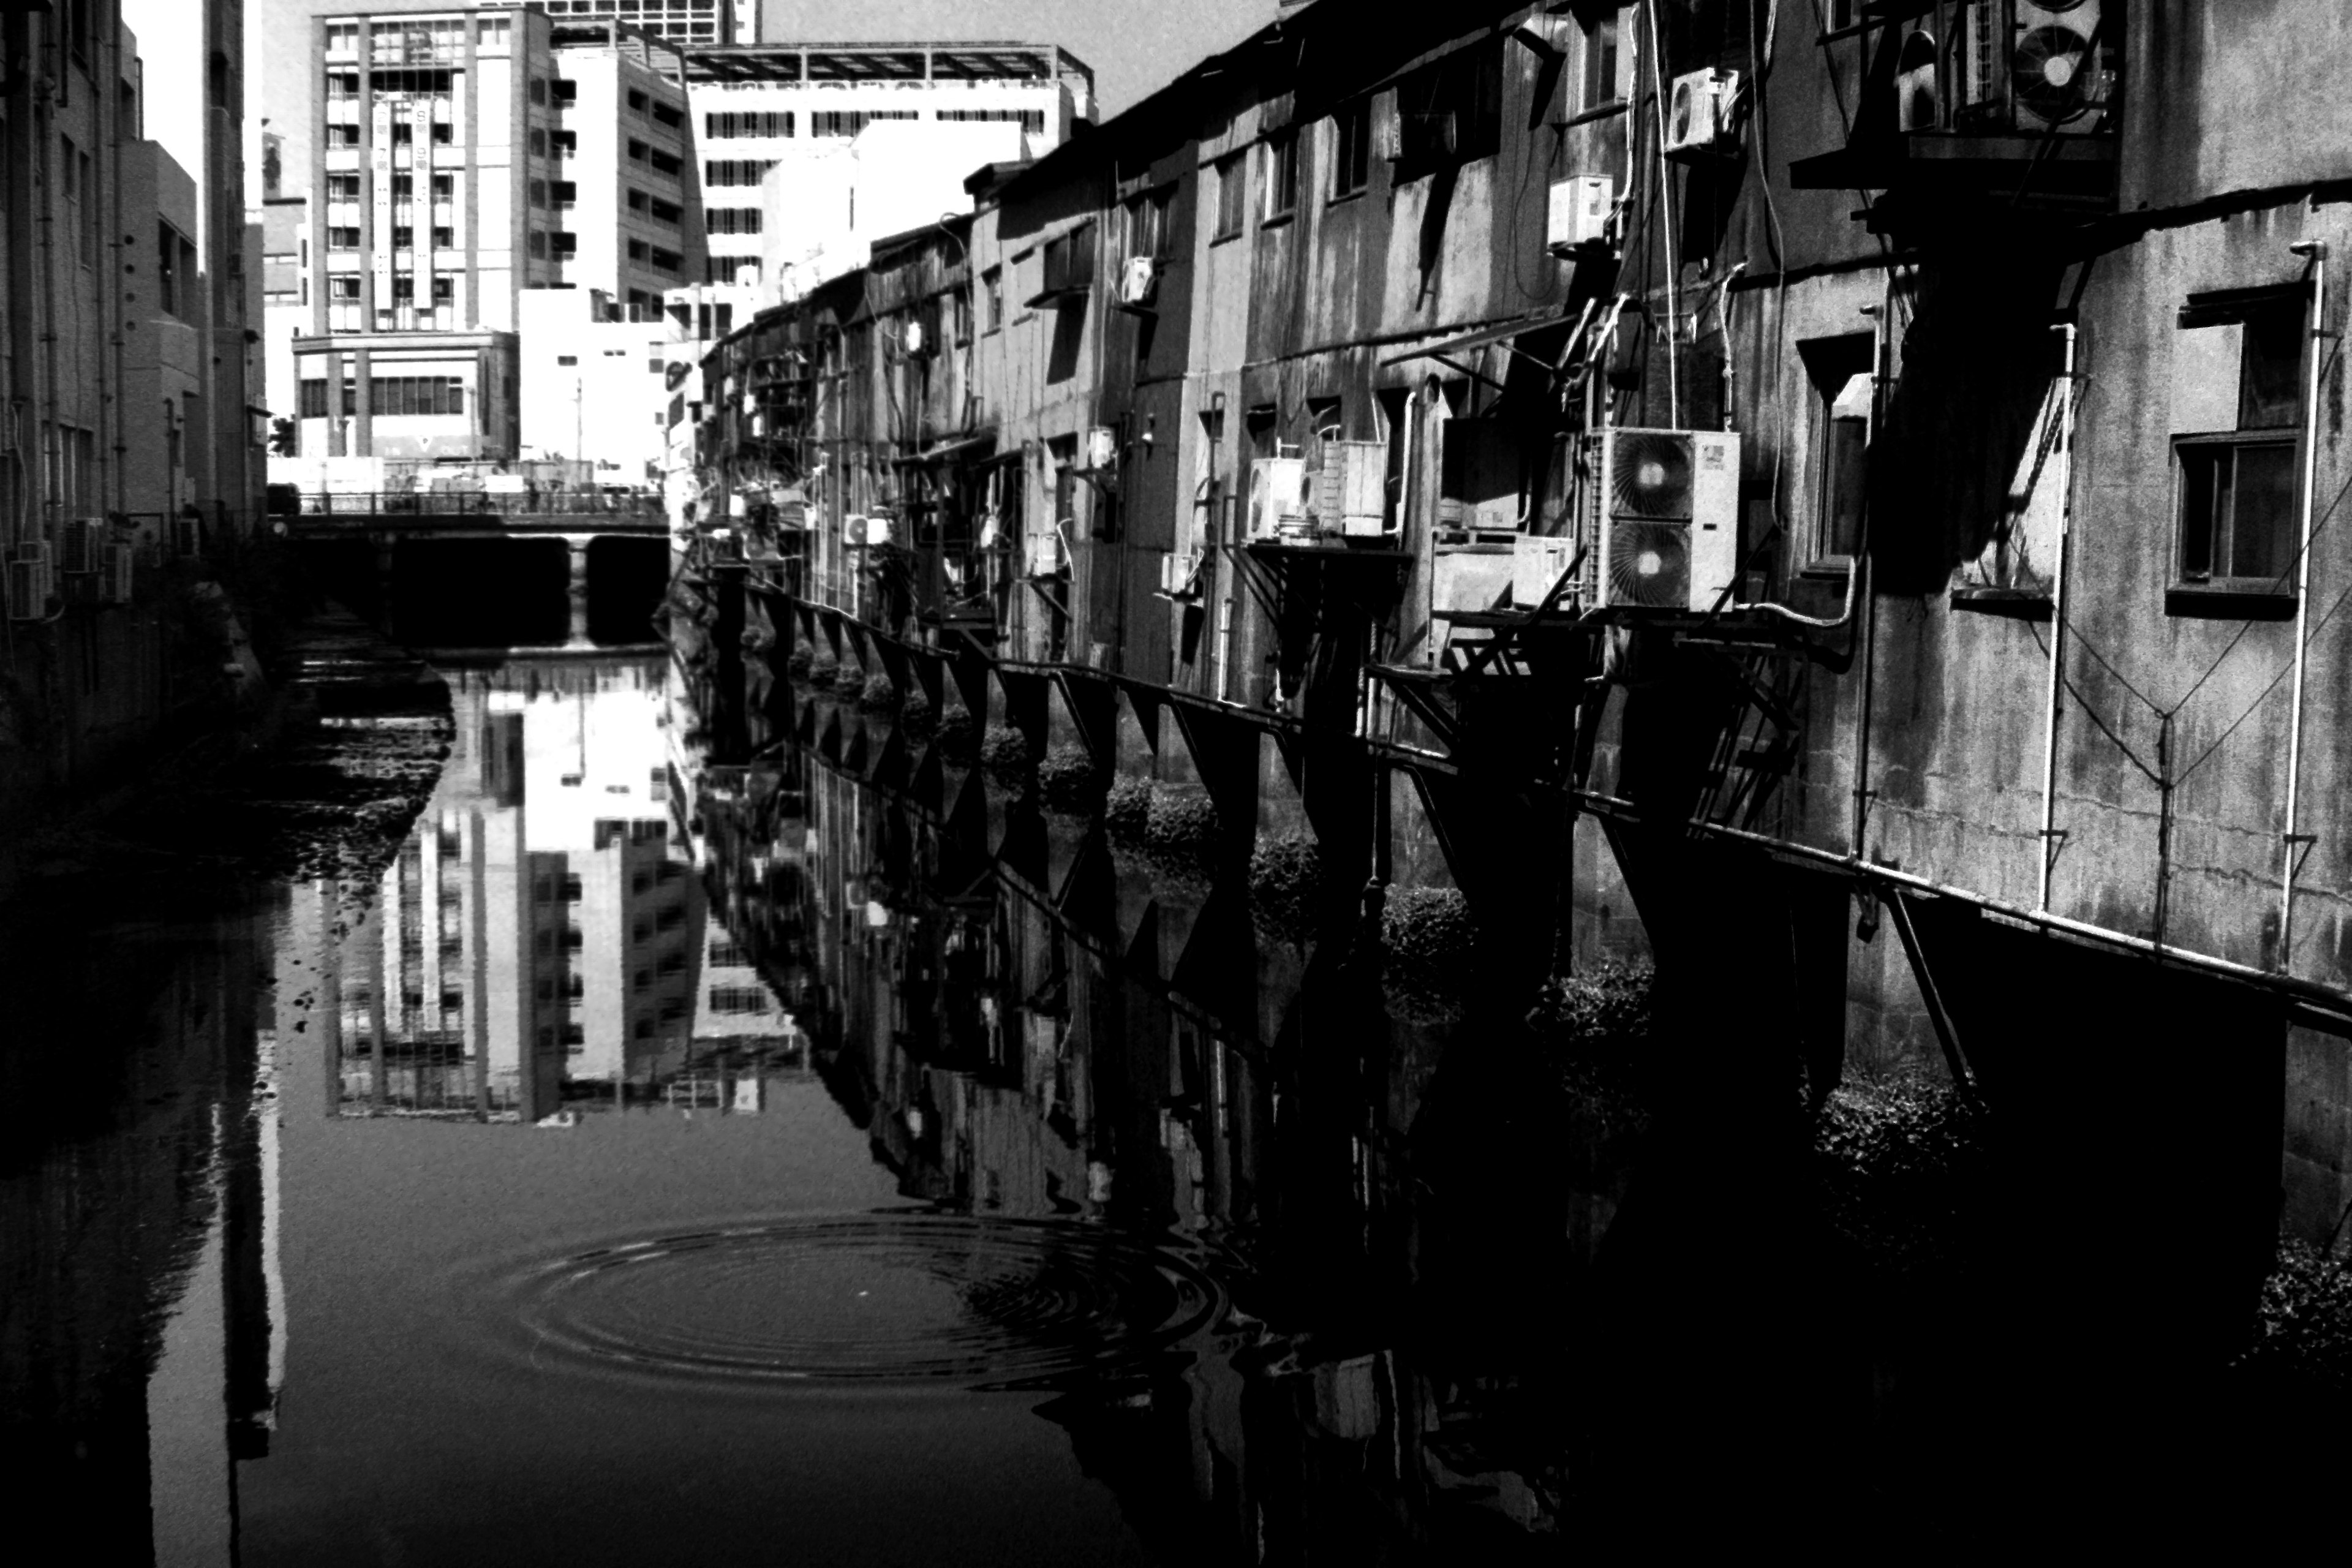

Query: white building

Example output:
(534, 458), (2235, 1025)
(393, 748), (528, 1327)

(286, 8), (695, 464)
(517, 288), (672, 483)
(683, 41), (1093, 296)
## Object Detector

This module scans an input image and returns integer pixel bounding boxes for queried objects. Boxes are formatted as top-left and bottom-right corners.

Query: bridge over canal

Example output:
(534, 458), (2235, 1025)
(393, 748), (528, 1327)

(284, 492), (673, 649)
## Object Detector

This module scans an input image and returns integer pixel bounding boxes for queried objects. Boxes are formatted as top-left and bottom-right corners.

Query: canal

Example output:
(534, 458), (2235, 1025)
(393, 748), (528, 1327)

(4, 606), (2337, 1562)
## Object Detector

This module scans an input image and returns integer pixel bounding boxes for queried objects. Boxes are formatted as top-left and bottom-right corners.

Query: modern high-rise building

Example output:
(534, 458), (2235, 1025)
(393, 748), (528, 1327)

(683, 41), (1094, 292)
(290, 8), (695, 462)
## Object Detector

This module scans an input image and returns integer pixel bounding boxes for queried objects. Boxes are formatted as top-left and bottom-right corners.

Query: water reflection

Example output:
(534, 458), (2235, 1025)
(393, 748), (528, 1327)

(305, 654), (807, 1124)
(2, 643), (1565, 1566)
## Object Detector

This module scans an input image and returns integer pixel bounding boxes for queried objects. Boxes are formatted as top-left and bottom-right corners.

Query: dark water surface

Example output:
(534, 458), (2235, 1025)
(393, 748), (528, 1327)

(1, 646), (1569, 1566)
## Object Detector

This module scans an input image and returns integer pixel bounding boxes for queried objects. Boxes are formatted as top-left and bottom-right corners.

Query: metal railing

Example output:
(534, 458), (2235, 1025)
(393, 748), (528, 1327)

(290, 491), (668, 522)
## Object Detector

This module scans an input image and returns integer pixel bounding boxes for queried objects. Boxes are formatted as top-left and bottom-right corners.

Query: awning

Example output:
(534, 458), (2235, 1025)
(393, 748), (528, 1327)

(1380, 312), (1575, 392)
(1379, 312), (1572, 371)
(889, 432), (997, 467)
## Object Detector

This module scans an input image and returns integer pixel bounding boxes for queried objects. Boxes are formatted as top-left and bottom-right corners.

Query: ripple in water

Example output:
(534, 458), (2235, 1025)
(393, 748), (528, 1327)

(497, 1213), (1220, 1390)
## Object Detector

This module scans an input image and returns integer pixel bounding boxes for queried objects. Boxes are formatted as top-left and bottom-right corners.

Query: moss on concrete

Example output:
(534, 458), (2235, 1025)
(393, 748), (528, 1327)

(1037, 743), (1104, 814)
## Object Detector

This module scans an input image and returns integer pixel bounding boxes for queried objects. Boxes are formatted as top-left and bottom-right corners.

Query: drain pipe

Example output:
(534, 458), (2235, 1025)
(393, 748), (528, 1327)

(2278, 239), (2328, 973)
(2035, 320), (2079, 914)
(1849, 293), (1888, 858)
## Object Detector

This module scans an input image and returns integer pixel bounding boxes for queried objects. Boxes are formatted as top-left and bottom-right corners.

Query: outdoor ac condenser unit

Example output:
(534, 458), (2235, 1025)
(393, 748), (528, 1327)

(1664, 69), (1741, 159)
(1246, 457), (1310, 541)
(1157, 551), (1200, 598)
(1582, 427), (1741, 613)
(1119, 256), (1158, 307)
(844, 513), (869, 548)
(1547, 175), (1614, 256)
(1316, 441), (1389, 537)
(2011, 0), (2110, 134)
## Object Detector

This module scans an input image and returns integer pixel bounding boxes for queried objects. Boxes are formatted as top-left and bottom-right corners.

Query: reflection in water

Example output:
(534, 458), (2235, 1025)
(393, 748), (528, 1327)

(306, 655), (807, 1125)
(2, 644), (1564, 1565)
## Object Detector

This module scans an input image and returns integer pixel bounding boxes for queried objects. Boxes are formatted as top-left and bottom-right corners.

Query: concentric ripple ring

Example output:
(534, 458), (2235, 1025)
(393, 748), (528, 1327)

(497, 1213), (1221, 1390)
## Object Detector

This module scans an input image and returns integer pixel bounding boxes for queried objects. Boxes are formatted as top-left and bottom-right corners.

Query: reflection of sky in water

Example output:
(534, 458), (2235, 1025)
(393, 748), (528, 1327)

(302, 655), (806, 1123)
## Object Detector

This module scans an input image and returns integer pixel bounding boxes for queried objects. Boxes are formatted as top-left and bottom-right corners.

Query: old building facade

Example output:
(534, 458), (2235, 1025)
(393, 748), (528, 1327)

(690, 3), (2352, 1265)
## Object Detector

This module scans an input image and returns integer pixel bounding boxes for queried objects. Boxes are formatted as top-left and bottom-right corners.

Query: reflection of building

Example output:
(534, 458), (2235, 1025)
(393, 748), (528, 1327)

(299, 653), (814, 1119)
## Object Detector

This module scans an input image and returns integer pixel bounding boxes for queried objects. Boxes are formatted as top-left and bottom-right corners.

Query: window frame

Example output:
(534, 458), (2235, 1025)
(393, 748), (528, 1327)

(1261, 130), (1300, 224)
(1211, 153), (1247, 243)
(1330, 100), (1372, 200)
(2168, 287), (2309, 618)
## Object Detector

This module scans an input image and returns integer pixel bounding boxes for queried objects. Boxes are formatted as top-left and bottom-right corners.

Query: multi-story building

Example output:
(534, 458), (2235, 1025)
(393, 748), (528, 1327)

(695, 1), (2352, 1350)
(682, 40), (1092, 295)
(289, 8), (695, 464)
(481, 0), (758, 50)
(1, 1), (259, 818)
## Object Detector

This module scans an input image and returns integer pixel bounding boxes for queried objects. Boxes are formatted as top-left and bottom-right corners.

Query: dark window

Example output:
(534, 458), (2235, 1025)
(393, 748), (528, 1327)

(652, 102), (682, 130)
(552, 180), (577, 204)
(1800, 334), (1875, 560)
(298, 379), (329, 418)
(1212, 153), (1246, 241)
(2174, 293), (2307, 606)
(1262, 132), (1299, 221)
(982, 266), (1003, 331)
(1392, 38), (1504, 179)
(628, 88), (649, 113)
(1331, 100), (1372, 198)
(552, 78), (576, 104)
(1583, 8), (1624, 111)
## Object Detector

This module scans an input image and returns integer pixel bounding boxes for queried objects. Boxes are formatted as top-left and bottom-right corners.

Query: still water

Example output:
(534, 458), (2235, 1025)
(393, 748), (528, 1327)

(1, 646), (1569, 1566)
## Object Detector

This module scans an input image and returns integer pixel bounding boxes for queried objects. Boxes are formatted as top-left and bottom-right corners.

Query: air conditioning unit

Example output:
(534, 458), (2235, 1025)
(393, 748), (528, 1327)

(170, 513), (200, 558)
(101, 543), (135, 605)
(1315, 441), (1388, 537)
(843, 513), (869, 548)
(1157, 551), (1199, 598)
(1246, 456), (1310, 541)
(2012, 0), (2111, 134)
(1896, 28), (1942, 132)
(1085, 426), (1117, 470)
(7, 543), (53, 621)
(1664, 69), (1741, 159)
(1581, 427), (1741, 613)
(865, 514), (895, 548)
(60, 517), (107, 576)
(1118, 255), (1158, 307)
(1031, 531), (1066, 576)
(1547, 175), (1614, 257)
(1513, 533), (1578, 610)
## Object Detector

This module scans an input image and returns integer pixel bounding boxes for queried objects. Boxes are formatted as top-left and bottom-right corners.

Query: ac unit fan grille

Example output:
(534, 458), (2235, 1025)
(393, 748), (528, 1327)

(1608, 522), (1689, 609)
(1609, 432), (1694, 518)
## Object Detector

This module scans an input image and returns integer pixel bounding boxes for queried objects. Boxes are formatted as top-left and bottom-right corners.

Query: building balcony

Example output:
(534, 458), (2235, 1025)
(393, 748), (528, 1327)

(1789, 2), (2122, 233)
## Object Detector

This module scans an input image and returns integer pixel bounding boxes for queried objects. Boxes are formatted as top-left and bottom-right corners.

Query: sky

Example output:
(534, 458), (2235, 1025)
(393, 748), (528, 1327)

(255, 0), (1277, 200)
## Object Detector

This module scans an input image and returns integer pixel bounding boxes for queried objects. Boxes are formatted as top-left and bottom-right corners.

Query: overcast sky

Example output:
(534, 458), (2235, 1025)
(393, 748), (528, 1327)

(255, 0), (1275, 198)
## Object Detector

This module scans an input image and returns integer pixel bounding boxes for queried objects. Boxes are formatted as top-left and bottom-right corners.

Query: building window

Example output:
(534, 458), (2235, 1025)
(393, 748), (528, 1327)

(551, 232), (578, 257)
(477, 16), (509, 49)
(1123, 189), (1168, 263)
(1212, 153), (1246, 241)
(705, 111), (794, 139)
(329, 274), (361, 299)
(325, 123), (361, 149)
(627, 188), (647, 211)
(1583, 7), (1624, 111)
(326, 226), (360, 250)
(649, 148), (682, 176)
(628, 238), (649, 261)
(552, 78), (577, 105)
(982, 266), (1003, 331)
(432, 227), (453, 249)
(1332, 99), (1372, 198)
(1801, 334), (1874, 562)
(325, 71), (360, 99)
(551, 130), (576, 156)
(628, 138), (649, 164)
(528, 231), (548, 258)
(528, 128), (547, 157)
(812, 109), (916, 138)
(706, 206), (758, 235)
(937, 108), (1045, 134)
(432, 173), (453, 199)
(649, 247), (681, 274)
(391, 226), (414, 250)
(367, 377), (466, 416)
(1262, 132), (1300, 221)
(298, 379), (329, 418)
(652, 102), (682, 130)
(529, 77), (547, 106)
(326, 173), (361, 201)
(552, 180), (577, 205)
(2173, 290), (2307, 611)
(1393, 38), (1505, 179)
(704, 159), (778, 187)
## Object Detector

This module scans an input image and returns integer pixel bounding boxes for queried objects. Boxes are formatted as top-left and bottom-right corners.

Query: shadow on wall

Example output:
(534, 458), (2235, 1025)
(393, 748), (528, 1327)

(1869, 254), (2070, 597)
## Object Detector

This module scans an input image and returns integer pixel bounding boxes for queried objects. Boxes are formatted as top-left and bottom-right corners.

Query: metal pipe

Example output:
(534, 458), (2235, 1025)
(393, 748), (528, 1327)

(2036, 320), (2079, 914)
(1644, 0), (1678, 427)
(2278, 239), (2328, 972)
(1849, 293), (1888, 856)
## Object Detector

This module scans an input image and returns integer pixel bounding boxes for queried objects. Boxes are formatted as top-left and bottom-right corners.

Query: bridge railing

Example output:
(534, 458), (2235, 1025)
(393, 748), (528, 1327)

(291, 491), (668, 522)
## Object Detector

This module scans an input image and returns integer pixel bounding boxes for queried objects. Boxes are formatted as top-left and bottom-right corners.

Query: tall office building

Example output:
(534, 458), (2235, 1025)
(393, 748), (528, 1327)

(684, 42), (1094, 292)
(480, 0), (755, 48)
(292, 8), (694, 462)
